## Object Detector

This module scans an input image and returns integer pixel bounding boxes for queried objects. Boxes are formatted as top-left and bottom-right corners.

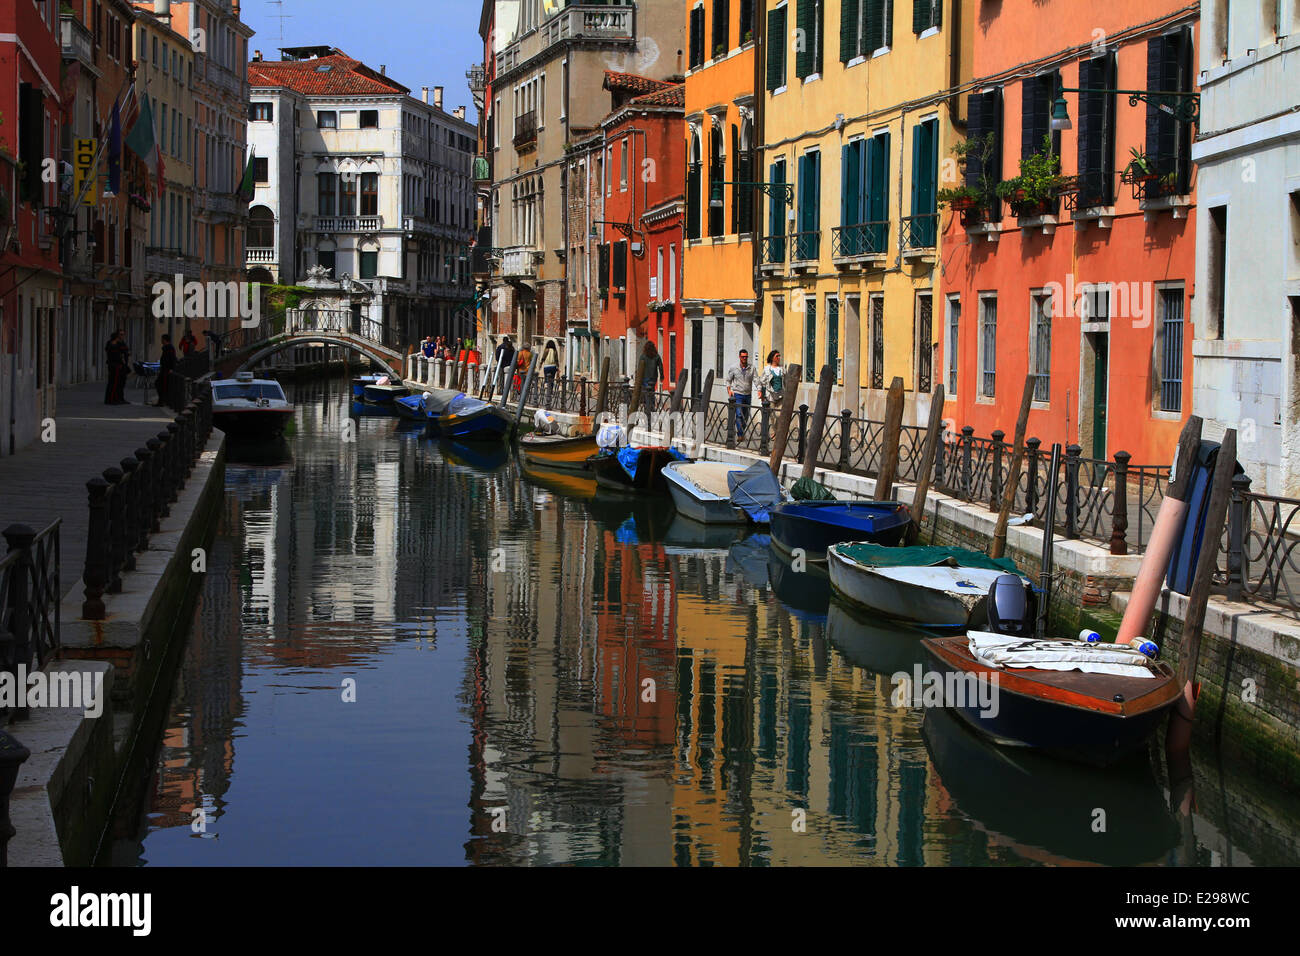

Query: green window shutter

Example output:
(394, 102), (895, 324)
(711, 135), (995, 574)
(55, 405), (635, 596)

(928, 120), (939, 212)
(913, 0), (926, 34)
(815, 0), (824, 74)
(812, 151), (821, 231)
(865, 0), (884, 55)
(933, 0), (942, 30)
(841, 143), (852, 227)
(797, 153), (809, 233)
(767, 7), (787, 90)
(910, 125), (922, 217)
(796, 0), (813, 78)
(805, 297), (817, 372)
(841, 0), (860, 61)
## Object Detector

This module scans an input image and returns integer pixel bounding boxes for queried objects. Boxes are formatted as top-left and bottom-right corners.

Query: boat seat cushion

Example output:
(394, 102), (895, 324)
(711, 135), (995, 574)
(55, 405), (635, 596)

(968, 632), (1160, 678)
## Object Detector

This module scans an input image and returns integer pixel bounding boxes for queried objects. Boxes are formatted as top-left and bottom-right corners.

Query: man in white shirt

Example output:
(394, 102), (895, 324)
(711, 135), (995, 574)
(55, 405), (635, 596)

(725, 350), (756, 435)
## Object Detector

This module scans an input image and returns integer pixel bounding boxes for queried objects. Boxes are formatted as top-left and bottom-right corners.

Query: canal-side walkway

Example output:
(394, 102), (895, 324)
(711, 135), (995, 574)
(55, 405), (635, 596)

(0, 381), (172, 600)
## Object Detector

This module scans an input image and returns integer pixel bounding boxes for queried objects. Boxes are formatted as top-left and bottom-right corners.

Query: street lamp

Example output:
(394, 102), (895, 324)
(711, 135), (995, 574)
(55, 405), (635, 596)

(1051, 83), (1200, 131)
(709, 180), (794, 207)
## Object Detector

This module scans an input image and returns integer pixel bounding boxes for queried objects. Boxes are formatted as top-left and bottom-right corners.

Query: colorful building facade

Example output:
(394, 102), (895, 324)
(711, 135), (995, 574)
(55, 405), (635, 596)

(940, 1), (1198, 465)
(759, 0), (973, 423)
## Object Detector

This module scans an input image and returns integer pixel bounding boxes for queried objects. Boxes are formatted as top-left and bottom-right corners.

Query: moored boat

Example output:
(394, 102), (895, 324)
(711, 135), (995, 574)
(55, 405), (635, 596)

(661, 461), (751, 524)
(770, 499), (912, 561)
(436, 394), (512, 441)
(362, 377), (409, 404)
(211, 372), (295, 440)
(825, 543), (1026, 630)
(586, 445), (686, 495)
(352, 373), (384, 399)
(520, 431), (599, 472)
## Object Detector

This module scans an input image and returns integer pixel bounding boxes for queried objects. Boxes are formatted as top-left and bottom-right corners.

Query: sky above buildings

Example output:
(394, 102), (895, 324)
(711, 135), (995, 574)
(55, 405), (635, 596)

(239, 0), (482, 120)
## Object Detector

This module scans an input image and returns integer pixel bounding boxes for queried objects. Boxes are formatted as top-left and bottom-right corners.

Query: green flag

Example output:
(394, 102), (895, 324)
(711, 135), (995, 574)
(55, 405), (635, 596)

(236, 151), (255, 201)
(123, 95), (155, 162)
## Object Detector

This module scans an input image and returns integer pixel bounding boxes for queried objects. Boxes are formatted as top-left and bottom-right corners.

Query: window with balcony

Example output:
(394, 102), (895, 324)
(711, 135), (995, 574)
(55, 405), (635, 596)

(965, 87), (1003, 218)
(1145, 28), (1194, 199)
(907, 118), (938, 248)
(248, 206), (274, 248)
(794, 150), (821, 261)
(340, 175), (358, 216)
(1021, 70), (1061, 160)
(837, 133), (888, 256)
(765, 157), (787, 264)
(360, 173), (379, 217)
(796, 0), (824, 78)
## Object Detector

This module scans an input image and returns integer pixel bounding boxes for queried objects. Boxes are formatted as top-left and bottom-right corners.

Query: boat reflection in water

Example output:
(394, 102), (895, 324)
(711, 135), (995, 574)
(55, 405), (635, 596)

(520, 460), (598, 500)
(824, 599), (931, 677)
(224, 435), (293, 467)
(726, 533), (773, 589)
(922, 705), (1180, 866)
(767, 545), (834, 621)
(440, 438), (510, 472)
(663, 513), (746, 552)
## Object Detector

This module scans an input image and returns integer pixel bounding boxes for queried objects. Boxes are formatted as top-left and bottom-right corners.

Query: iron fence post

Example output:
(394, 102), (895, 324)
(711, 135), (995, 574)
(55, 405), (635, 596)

(1110, 450), (1131, 556)
(726, 398), (736, 449)
(1025, 437), (1041, 514)
(839, 410), (853, 472)
(797, 403), (809, 463)
(1065, 443), (1081, 540)
(961, 426), (974, 499)
(2, 525), (35, 718)
(135, 447), (155, 545)
(119, 457), (140, 572)
(1227, 471), (1252, 602)
(990, 429), (1005, 512)
(155, 431), (173, 518)
(759, 401), (771, 456)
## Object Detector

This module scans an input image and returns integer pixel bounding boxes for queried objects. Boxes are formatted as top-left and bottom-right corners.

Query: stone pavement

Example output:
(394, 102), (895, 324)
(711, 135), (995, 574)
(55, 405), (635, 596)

(0, 380), (172, 600)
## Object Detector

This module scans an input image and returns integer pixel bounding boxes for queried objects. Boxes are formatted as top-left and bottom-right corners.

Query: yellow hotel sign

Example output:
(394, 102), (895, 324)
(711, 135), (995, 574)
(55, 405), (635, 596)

(74, 138), (98, 206)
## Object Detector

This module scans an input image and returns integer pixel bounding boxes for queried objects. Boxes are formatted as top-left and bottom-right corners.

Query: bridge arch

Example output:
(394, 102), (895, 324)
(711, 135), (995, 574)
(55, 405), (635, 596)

(231, 334), (404, 377)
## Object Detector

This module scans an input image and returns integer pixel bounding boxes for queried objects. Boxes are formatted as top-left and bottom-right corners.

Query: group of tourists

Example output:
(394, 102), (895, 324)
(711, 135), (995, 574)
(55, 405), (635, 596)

(103, 328), (198, 407)
(489, 336), (562, 397)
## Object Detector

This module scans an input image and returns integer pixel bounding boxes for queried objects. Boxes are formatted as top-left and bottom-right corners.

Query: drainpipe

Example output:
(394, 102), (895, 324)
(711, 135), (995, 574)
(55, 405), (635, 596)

(752, 4), (766, 357)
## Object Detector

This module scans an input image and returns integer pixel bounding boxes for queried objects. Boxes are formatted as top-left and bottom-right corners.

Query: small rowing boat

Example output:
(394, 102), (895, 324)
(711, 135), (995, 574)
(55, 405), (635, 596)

(587, 445), (686, 495)
(769, 499), (912, 561)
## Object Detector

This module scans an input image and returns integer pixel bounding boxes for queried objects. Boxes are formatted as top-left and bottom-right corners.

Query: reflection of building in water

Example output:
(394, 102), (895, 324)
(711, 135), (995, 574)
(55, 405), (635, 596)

(668, 550), (945, 866)
(466, 482), (677, 866)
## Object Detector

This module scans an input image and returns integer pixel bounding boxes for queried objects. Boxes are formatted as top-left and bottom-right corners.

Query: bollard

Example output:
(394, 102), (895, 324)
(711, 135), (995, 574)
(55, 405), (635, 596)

(155, 431), (173, 519)
(119, 457), (140, 572)
(82, 478), (110, 620)
(961, 426), (974, 498)
(1226, 471), (1252, 602)
(989, 429), (1005, 512)
(0, 731), (32, 868)
(103, 467), (125, 594)
(839, 409), (852, 473)
(1065, 444), (1081, 540)
(796, 404), (809, 464)
(759, 401), (771, 456)
(1025, 437), (1041, 514)
(135, 447), (155, 546)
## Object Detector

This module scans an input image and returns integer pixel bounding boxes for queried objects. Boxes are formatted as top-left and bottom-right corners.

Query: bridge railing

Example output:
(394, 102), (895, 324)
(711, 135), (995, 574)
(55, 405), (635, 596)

(285, 308), (406, 357)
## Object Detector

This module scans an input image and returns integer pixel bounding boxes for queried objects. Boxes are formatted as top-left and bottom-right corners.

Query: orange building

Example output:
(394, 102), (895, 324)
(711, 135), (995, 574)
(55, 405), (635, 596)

(681, 0), (760, 399)
(940, 2), (1198, 465)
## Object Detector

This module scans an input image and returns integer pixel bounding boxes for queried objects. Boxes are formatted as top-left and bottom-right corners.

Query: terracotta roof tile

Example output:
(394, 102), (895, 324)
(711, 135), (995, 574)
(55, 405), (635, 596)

(249, 53), (410, 96)
(632, 84), (684, 107)
(602, 71), (673, 95)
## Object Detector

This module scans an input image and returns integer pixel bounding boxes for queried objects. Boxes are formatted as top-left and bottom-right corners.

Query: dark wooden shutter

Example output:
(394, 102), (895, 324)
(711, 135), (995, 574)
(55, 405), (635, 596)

(796, 0), (814, 78)
(1147, 35), (1178, 176)
(913, 0), (928, 34)
(713, 0), (730, 56)
(767, 6), (786, 90)
(966, 91), (988, 188)
(598, 243), (610, 293)
(1077, 55), (1115, 205)
(687, 161), (701, 239)
(865, 0), (884, 54)
(841, 0), (860, 61)
(18, 84), (45, 201)
(1175, 27), (1194, 192)
(612, 241), (627, 289)
(740, 0), (754, 41)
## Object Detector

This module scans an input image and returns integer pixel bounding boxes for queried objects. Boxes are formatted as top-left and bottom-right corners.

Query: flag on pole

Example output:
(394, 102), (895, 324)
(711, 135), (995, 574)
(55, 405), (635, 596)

(236, 150), (256, 202)
(108, 98), (122, 195)
(124, 94), (164, 198)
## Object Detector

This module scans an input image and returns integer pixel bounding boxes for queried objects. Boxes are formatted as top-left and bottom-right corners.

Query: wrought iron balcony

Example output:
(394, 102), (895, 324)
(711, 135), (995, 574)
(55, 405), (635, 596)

(513, 111), (537, 149)
(832, 222), (888, 259)
(760, 235), (786, 266)
(789, 230), (820, 263)
(901, 214), (938, 250)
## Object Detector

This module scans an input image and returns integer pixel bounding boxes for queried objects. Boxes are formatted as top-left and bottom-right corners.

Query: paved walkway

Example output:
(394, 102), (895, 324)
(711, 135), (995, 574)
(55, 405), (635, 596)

(0, 380), (173, 600)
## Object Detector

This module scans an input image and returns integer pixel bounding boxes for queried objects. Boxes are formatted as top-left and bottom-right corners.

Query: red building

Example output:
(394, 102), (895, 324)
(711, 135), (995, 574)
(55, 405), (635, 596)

(0, 0), (63, 456)
(594, 73), (684, 389)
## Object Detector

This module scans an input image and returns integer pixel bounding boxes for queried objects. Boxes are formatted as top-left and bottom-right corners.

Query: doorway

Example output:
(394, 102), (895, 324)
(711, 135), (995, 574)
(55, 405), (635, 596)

(690, 319), (703, 400)
(1081, 330), (1109, 460)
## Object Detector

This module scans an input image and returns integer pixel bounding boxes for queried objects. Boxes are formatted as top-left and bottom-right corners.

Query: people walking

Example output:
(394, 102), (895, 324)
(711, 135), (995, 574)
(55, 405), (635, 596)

(541, 340), (560, 391)
(155, 334), (177, 407)
(513, 342), (534, 398)
(179, 328), (198, 357)
(493, 335), (515, 399)
(725, 349), (755, 434)
(639, 340), (662, 413)
(758, 350), (785, 408)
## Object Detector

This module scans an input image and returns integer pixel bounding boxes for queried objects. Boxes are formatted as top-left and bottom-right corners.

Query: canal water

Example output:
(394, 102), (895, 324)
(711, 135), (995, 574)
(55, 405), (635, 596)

(108, 377), (1300, 866)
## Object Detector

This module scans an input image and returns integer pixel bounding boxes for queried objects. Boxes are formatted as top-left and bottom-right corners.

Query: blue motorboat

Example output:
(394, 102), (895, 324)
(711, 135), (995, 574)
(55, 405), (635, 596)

(769, 499), (912, 562)
(436, 394), (513, 441)
(352, 374), (386, 399)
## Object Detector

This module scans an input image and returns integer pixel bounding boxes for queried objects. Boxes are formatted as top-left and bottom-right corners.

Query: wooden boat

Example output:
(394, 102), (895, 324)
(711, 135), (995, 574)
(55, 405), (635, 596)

(661, 461), (752, 524)
(770, 499), (912, 561)
(825, 543), (1026, 630)
(586, 446), (684, 495)
(395, 388), (461, 427)
(920, 632), (1180, 766)
(436, 396), (512, 441)
(211, 373), (295, 440)
(921, 705), (1179, 864)
(519, 431), (598, 472)
(352, 373), (384, 399)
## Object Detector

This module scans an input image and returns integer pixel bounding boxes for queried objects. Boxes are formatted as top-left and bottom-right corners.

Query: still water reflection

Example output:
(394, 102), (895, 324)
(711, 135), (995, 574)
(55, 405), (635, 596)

(112, 378), (1300, 866)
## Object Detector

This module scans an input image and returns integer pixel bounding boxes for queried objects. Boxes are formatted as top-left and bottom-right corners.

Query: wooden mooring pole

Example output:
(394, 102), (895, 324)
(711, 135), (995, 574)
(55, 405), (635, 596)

(990, 375), (1037, 559)
(874, 377), (905, 501)
(908, 384), (945, 543)
(767, 364), (803, 477)
(800, 366), (835, 481)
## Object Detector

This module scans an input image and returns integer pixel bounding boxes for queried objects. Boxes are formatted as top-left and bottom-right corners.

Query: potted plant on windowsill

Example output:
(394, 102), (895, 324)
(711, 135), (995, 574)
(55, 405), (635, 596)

(996, 134), (1067, 219)
(937, 132), (1000, 225)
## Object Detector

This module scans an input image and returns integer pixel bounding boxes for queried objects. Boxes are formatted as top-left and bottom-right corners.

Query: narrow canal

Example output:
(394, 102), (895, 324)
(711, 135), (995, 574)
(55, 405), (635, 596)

(107, 377), (1300, 866)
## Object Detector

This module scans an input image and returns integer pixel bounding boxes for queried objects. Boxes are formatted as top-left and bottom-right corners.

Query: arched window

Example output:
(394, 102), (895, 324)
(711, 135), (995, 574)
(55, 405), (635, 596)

(708, 122), (725, 237)
(248, 205), (275, 249)
(687, 131), (702, 240)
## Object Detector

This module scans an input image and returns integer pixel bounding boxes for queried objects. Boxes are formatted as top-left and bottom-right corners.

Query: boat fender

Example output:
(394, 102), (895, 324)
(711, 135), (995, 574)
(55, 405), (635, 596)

(1079, 629), (1101, 643)
(1131, 639), (1159, 659)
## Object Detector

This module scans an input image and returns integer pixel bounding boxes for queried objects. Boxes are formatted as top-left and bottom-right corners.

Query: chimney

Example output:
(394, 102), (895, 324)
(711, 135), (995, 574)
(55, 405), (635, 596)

(253, 50), (262, 62)
(380, 65), (387, 75)
(453, 106), (466, 120)
(154, 0), (172, 15)
(422, 87), (430, 103)
(434, 86), (444, 109)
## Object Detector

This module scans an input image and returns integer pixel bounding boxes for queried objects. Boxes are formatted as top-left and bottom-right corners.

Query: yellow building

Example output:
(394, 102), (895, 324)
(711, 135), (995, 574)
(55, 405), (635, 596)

(759, 0), (972, 422)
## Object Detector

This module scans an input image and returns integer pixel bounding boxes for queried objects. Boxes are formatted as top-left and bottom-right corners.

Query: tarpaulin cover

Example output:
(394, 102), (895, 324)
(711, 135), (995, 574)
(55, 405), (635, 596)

(836, 543), (1021, 574)
(447, 394), (487, 417)
(727, 461), (787, 523)
(790, 476), (837, 501)
(616, 445), (687, 480)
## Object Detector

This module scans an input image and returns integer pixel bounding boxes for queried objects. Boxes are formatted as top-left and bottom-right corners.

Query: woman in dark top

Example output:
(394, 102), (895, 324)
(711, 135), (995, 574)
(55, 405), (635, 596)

(155, 334), (177, 407)
(104, 332), (130, 405)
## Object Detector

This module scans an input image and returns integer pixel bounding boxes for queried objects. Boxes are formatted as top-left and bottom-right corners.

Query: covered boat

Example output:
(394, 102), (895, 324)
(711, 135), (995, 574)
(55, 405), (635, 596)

(587, 444), (687, 495)
(921, 631), (1180, 766)
(770, 499), (911, 560)
(352, 373), (384, 399)
(212, 372), (295, 440)
(436, 394), (512, 441)
(361, 375), (409, 404)
(661, 461), (753, 524)
(825, 543), (1026, 630)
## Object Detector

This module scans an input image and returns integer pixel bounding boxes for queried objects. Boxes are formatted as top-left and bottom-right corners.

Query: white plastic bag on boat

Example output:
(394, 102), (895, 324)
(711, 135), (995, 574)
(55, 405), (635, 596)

(596, 422), (626, 448)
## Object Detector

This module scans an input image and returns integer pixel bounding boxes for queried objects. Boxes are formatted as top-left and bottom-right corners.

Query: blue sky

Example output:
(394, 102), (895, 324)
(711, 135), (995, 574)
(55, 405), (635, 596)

(240, 0), (482, 120)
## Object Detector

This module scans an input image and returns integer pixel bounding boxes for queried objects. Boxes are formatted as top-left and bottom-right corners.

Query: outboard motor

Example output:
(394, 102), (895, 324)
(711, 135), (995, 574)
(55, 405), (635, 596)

(985, 574), (1035, 636)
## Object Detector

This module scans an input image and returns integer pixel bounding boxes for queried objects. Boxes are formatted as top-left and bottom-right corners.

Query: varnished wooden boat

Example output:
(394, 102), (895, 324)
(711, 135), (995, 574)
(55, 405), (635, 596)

(519, 431), (598, 472)
(586, 446), (681, 495)
(921, 634), (1181, 766)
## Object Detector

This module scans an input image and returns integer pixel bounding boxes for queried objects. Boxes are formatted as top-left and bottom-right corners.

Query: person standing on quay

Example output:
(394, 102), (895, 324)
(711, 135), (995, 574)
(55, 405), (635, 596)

(494, 335), (515, 399)
(179, 328), (198, 357)
(155, 334), (177, 407)
(541, 339), (560, 390)
(640, 339), (663, 414)
(104, 330), (130, 405)
(758, 350), (785, 408)
(725, 349), (755, 435)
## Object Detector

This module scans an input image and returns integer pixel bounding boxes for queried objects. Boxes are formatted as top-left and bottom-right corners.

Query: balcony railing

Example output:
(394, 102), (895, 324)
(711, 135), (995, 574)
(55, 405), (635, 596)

(513, 111), (538, 149)
(760, 235), (786, 266)
(60, 14), (94, 67)
(247, 247), (275, 264)
(315, 216), (383, 233)
(145, 246), (202, 280)
(832, 222), (888, 258)
(789, 231), (820, 262)
(496, 5), (636, 75)
(902, 214), (938, 250)
(500, 246), (542, 277)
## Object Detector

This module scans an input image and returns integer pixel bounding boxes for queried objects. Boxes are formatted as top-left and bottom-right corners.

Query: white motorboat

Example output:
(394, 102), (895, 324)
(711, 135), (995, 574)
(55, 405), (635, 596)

(662, 461), (752, 524)
(211, 372), (295, 440)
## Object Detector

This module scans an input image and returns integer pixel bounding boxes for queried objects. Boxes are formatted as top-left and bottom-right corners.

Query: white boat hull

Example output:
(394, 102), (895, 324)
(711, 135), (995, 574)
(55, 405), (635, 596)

(826, 547), (1010, 629)
(662, 462), (748, 524)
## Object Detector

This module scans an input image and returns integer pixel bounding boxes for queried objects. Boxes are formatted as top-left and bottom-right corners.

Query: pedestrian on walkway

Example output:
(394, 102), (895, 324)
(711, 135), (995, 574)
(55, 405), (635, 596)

(541, 340), (560, 390)
(179, 328), (198, 357)
(104, 331), (130, 405)
(758, 350), (785, 408)
(640, 340), (662, 413)
(155, 334), (177, 407)
(494, 335), (515, 399)
(725, 349), (755, 435)
(513, 342), (533, 398)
